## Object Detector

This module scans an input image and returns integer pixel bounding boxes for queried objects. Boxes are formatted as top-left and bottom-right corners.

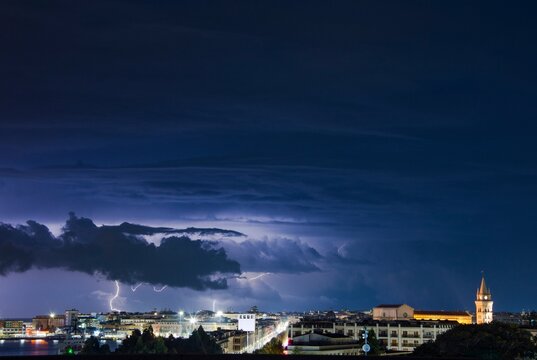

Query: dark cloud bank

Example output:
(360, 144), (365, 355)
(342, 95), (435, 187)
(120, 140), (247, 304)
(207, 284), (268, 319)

(0, 213), (323, 291)
(0, 213), (242, 290)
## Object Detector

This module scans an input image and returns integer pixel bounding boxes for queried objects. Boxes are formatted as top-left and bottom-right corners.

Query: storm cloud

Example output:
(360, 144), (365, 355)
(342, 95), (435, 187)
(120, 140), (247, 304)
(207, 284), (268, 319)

(0, 213), (241, 290)
(221, 237), (322, 274)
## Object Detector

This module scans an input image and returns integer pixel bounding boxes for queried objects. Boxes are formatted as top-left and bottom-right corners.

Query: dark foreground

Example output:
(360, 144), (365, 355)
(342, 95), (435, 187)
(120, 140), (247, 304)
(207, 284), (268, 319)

(0, 355), (472, 360)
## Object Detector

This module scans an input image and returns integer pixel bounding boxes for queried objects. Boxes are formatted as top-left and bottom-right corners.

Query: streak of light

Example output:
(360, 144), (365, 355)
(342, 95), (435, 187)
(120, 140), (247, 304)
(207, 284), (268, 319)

(153, 285), (168, 292)
(109, 280), (121, 312)
(248, 272), (270, 281)
(130, 283), (144, 292)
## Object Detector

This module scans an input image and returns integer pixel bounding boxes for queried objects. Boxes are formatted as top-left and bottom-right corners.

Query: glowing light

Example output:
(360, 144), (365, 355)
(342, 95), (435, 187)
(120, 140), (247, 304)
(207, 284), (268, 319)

(189, 317), (197, 324)
(50, 313), (55, 318)
(153, 285), (168, 292)
(216, 311), (223, 317)
(130, 283), (143, 292)
(109, 280), (121, 312)
(248, 272), (270, 281)
(179, 311), (184, 316)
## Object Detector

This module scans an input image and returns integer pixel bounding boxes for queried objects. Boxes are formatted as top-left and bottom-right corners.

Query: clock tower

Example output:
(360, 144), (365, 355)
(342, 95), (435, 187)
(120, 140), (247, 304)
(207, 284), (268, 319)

(475, 273), (493, 324)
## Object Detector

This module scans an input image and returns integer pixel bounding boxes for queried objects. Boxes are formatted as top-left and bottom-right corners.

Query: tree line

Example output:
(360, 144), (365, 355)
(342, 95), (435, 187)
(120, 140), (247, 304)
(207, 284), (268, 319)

(76, 325), (222, 355)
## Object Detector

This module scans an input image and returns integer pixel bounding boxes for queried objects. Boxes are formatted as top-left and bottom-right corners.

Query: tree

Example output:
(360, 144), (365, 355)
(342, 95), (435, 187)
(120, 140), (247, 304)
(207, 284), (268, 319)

(117, 326), (167, 354)
(254, 337), (284, 355)
(80, 336), (111, 355)
(358, 329), (382, 355)
(414, 322), (537, 359)
(187, 326), (222, 354)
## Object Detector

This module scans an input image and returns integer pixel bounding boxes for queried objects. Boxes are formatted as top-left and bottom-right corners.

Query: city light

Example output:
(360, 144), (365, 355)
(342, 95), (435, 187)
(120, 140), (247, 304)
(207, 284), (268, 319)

(216, 311), (223, 317)
(189, 317), (197, 324)
(49, 313), (55, 318)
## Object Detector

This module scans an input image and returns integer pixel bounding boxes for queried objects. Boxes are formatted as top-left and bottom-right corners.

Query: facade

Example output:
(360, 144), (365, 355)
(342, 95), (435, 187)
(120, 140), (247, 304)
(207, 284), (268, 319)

(212, 330), (248, 353)
(65, 309), (80, 329)
(288, 320), (456, 352)
(287, 332), (361, 355)
(373, 304), (414, 321)
(475, 274), (493, 324)
(32, 315), (66, 331)
(0, 320), (25, 337)
(413, 310), (472, 325)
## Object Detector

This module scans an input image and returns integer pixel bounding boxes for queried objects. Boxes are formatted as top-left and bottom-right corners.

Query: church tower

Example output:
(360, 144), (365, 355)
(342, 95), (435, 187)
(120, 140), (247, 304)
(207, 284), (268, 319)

(475, 273), (493, 324)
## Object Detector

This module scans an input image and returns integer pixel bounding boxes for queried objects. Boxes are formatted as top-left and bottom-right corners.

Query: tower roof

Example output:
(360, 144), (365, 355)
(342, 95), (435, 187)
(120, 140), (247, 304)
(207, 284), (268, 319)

(478, 273), (491, 295)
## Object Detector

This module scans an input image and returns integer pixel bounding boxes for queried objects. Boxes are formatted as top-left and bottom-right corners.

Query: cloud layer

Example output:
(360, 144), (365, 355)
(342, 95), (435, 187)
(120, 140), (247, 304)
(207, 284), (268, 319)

(0, 213), (241, 290)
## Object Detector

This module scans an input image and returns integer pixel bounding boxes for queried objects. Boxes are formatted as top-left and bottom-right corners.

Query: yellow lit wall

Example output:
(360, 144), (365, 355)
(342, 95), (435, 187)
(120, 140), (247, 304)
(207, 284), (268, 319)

(413, 312), (472, 325)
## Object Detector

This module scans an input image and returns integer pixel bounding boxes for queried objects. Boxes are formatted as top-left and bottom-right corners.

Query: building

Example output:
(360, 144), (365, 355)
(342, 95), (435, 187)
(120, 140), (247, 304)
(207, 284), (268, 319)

(288, 320), (456, 352)
(413, 310), (472, 325)
(475, 274), (493, 324)
(32, 314), (66, 331)
(373, 304), (414, 321)
(210, 330), (248, 353)
(287, 331), (361, 355)
(0, 320), (25, 337)
(65, 309), (80, 329)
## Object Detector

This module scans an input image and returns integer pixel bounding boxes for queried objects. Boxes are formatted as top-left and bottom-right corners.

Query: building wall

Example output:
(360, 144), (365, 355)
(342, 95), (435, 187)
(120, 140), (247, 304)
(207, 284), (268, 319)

(373, 305), (414, 321)
(0, 320), (25, 336)
(288, 321), (455, 352)
(475, 300), (493, 324)
(413, 312), (472, 325)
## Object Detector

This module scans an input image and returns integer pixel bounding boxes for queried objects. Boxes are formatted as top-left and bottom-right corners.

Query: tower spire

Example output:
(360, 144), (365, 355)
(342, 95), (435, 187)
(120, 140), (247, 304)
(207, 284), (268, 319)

(478, 272), (490, 296)
(475, 272), (493, 324)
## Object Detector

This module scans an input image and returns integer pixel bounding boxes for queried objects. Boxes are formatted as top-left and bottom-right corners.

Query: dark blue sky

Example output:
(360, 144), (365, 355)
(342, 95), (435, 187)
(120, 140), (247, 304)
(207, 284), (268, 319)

(1, 0), (537, 316)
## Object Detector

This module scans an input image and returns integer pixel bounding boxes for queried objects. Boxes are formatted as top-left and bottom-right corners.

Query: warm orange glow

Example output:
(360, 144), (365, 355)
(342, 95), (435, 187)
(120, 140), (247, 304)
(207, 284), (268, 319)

(413, 311), (472, 324)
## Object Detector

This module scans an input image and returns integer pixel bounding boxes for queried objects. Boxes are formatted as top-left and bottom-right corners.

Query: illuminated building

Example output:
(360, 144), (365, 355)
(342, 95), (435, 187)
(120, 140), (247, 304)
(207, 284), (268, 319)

(413, 310), (472, 324)
(0, 320), (25, 337)
(372, 304), (414, 321)
(32, 315), (65, 331)
(288, 320), (455, 352)
(64, 309), (80, 329)
(287, 331), (361, 355)
(475, 273), (493, 324)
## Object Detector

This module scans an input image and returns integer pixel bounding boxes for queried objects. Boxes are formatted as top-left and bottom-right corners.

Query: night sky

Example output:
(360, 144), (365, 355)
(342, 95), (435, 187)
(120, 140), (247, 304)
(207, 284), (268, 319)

(1, 1), (537, 317)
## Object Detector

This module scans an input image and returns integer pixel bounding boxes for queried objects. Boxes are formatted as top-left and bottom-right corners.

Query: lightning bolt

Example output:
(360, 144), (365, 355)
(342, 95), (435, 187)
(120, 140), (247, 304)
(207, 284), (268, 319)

(130, 283), (144, 292)
(248, 272), (270, 280)
(153, 285), (168, 292)
(109, 281), (121, 312)
(235, 272), (270, 281)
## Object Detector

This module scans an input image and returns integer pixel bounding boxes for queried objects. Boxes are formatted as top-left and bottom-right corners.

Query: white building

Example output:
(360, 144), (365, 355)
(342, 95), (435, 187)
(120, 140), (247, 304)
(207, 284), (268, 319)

(288, 320), (456, 352)
(287, 332), (361, 355)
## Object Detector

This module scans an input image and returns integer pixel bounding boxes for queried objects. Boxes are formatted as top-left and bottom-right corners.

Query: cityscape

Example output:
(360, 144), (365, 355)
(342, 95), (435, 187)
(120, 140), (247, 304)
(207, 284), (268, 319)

(2, 0), (537, 358)
(1, 274), (537, 356)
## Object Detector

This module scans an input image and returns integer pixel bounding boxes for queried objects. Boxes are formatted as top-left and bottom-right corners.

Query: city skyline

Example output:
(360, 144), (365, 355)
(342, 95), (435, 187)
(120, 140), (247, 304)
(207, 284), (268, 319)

(2, 1), (537, 316)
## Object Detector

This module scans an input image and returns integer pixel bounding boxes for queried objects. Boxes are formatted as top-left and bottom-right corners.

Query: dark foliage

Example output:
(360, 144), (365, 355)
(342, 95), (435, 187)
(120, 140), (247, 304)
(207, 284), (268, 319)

(117, 325), (221, 355)
(414, 322), (537, 359)
(358, 329), (382, 355)
(254, 336), (284, 355)
(116, 327), (167, 354)
(80, 336), (111, 355)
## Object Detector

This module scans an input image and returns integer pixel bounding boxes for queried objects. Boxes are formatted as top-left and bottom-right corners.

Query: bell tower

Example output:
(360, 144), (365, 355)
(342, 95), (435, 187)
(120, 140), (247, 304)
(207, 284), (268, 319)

(475, 272), (493, 324)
